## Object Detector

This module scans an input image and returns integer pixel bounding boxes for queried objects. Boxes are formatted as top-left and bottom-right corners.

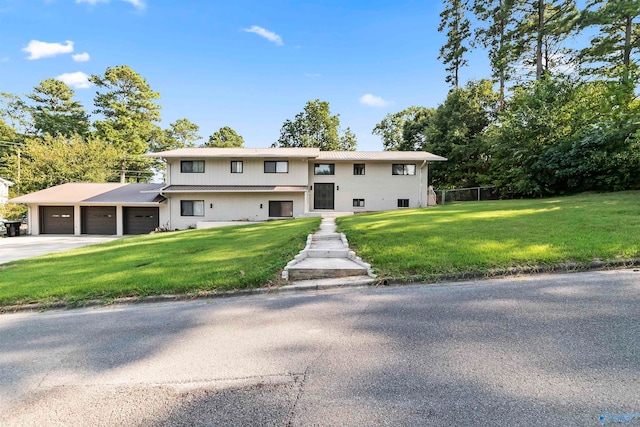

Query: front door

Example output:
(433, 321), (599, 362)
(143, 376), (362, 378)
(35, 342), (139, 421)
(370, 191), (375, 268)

(314, 183), (334, 210)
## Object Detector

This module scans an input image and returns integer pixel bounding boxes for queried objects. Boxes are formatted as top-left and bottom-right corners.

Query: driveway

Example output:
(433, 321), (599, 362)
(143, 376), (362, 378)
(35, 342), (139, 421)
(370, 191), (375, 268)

(1, 269), (639, 426)
(0, 235), (125, 263)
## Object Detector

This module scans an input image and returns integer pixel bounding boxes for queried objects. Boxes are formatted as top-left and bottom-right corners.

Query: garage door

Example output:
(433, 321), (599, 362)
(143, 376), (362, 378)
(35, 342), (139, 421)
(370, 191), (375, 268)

(124, 207), (159, 235)
(40, 206), (74, 234)
(82, 206), (116, 235)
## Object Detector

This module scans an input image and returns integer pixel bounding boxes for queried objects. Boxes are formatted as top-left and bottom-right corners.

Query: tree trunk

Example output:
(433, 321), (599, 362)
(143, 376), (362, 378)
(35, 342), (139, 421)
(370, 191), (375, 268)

(536, 0), (545, 80)
(499, 0), (506, 110)
(624, 15), (632, 68)
(120, 162), (126, 183)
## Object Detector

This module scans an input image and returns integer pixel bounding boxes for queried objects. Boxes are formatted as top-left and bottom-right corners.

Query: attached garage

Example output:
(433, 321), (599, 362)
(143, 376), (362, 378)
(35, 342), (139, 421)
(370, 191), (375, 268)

(82, 206), (116, 235)
(124, 207), (159, 235)
(40, 206), (74, 234)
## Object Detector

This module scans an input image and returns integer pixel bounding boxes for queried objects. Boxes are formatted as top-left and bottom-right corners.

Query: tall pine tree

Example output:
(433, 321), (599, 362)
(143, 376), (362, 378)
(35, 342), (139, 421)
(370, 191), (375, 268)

(439, 0), (472, 88)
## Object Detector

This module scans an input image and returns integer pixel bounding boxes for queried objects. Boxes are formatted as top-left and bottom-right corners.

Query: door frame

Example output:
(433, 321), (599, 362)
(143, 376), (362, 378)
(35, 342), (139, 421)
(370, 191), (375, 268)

(314, 183), (335, 210)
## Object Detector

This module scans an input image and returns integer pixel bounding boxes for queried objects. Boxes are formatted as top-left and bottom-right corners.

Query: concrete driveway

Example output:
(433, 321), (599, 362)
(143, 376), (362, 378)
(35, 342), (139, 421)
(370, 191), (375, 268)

(0, 235), (125, 263)
(1, 269), (639, 426)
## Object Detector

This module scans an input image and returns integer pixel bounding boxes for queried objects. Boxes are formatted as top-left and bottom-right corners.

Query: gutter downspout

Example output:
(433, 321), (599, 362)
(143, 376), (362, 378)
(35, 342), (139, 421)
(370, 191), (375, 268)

(419, 160), (427, 207)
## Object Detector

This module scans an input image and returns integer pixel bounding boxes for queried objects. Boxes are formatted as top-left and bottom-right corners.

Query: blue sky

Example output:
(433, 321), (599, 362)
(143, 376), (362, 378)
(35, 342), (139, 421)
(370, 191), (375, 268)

(0, 0), (495, 150)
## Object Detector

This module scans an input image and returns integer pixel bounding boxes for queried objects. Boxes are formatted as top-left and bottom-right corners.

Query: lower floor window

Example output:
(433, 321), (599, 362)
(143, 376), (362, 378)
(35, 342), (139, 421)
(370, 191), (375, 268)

(353, 199), (365, 207)
(397, 199), (409, 208)
(269, 201), (293, 217)
(181, 200), (204, 216)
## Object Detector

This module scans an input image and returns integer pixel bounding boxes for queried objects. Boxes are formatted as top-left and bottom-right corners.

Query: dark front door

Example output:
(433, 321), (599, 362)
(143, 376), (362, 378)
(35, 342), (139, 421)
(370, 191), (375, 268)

(82, 206), (116, 235)
(314, 183), (335, 210)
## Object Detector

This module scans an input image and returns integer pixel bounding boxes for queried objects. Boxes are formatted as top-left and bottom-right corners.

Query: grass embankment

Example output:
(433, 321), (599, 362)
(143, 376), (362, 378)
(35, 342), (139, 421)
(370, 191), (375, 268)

(0, 217), (320, 308)
(337, 192), (640, 281)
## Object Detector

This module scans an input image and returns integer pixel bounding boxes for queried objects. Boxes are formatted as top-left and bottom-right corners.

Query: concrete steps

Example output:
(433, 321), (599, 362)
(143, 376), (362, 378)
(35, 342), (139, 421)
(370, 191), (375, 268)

(283, 217), (375, 282)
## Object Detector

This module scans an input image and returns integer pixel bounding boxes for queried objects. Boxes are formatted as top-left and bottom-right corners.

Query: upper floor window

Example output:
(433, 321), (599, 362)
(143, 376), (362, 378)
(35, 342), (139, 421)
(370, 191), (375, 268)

(264, 161), (288, 173)
(181, 160), (205, 173)
(231, 161), (243, 173)
(353, 164), (365, 175)
(392, 164), (416, 175)
(314, 163), (335, 175)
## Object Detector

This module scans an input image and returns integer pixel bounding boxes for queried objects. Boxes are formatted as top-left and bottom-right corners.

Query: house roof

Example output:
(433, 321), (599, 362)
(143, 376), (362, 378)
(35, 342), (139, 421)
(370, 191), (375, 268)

(316, 151), (446, 161)
(147, 147), (321, 159)
(159, 185), (308, 193)
(10, 183), (166, 205)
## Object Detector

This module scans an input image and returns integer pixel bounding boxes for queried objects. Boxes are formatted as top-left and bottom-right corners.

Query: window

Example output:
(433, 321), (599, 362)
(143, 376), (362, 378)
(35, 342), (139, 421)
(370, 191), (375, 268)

(231, 161), (243, 173)
(181, 160), (205, 173)
(353, 199), (365, 208)
(397, 199), (410, 208)
(264, 161), (289, 173)
(392, 164), (416, 175)
(353, 164), (365, 175)
(269, 201), (293, 217)
(314, 163), (335, 175)
(181, 200), (204, 216)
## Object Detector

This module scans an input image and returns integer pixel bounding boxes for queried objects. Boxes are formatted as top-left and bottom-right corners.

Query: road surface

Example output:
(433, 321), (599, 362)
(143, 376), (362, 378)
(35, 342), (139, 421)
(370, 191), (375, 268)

(1, 269), (639, 426)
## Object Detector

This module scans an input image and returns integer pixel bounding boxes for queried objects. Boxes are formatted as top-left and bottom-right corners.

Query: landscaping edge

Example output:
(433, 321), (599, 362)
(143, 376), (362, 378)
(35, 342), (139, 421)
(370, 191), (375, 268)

(2, 258), (639, 314)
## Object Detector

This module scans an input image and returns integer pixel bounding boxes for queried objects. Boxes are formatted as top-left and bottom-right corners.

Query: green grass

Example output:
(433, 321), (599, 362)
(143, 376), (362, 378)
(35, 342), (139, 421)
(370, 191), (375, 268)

(337, 191), (640, 281)
(0, 217), (320, 308)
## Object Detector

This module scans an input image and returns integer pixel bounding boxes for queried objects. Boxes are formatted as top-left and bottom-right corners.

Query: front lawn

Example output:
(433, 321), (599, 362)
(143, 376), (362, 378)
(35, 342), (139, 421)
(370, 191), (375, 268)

(337, 192), (640, 281)
(0, 217), (320, 308)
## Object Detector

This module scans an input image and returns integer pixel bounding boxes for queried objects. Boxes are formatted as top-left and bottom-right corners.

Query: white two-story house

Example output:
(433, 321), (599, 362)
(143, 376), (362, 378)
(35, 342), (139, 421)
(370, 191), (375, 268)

(10, 147), (445, 235)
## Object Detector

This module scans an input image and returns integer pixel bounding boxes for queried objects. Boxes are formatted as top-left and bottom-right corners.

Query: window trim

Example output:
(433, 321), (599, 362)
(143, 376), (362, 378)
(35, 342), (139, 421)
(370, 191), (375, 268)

(314, 163), (335, 175)
(230, 160), (243, 173)
(353, 163), (365, 175)
(180, 200), (205, 217)
(397, 199), (410, 208)
(264, 161), (289, 173)
(353, 199), (365, 208)
(392, 163), (416, 176)
(180, 160), (205, 173)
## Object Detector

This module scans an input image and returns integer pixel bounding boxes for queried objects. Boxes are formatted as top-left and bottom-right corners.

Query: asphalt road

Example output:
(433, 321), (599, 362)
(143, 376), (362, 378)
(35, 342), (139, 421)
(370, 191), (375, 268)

(1, 270), (639, 426)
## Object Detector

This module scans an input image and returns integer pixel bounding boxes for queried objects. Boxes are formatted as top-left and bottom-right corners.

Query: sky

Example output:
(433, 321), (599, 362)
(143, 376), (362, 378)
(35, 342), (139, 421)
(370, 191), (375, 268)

(0, 0), (496, 150)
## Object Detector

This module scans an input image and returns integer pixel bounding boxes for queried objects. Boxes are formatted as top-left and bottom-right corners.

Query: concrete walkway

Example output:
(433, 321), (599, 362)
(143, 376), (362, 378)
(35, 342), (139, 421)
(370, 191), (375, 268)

(283, 217), (374, 283)
(0, 235), (125, 264)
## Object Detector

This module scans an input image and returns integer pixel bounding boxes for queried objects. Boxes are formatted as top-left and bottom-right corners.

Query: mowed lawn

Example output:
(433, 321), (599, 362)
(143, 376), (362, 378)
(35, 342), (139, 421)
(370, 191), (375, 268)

(0, 217), (320, 308)
(337, 192), (640, 281)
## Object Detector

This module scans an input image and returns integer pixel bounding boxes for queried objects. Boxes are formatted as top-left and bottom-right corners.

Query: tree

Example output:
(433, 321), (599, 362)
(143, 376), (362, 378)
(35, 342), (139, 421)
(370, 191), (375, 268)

(273, 99), (356, 151)
(511, 0), (578, 80)
(423, 79), (499, 188)
(26, 79), (90, 137)
(373, 106), (434, 151)
(578, 0), (640, 86)
(205, 126), (245, 148)
(2, 134), (119, 194)
(90, 65), (162, 182)
(152, 118), (202, 152)
(438, 0), (472, 88)
(473, 0), (518, 106)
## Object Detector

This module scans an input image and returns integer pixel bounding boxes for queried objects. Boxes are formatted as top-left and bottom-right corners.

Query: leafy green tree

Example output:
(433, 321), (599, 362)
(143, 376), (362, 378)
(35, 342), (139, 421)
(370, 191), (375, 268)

(438, 0), (472, 88)
(205, 126), (245, 148)
(90, 65), (161, 182)
(423, 79), (499, 188)
(152, 118), (202, 152)
(373, 106), (435, 151)
(512, 0), (578, 80)
(26, 79), (90, 137)
(274, 99), (356, 151)
(578, 0), (640, 86)
(3, 134), (119, 194)
(473, 0), (518, 105)
(0, 92), (30, 135)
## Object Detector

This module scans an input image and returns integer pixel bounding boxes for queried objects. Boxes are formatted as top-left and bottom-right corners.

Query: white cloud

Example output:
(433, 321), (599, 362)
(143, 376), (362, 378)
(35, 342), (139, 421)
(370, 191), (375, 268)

(359, 93), (391, 108)
(56, 72), (91, 89)
(23, 40), (74, 60)
(72, 52), (90, 62)
(76, 0), (145, 9)
(244, 26), (283, 46)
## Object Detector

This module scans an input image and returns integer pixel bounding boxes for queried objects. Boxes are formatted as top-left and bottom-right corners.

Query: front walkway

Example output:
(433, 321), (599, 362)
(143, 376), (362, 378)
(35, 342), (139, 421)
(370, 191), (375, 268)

(283, 216), (374, 283)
